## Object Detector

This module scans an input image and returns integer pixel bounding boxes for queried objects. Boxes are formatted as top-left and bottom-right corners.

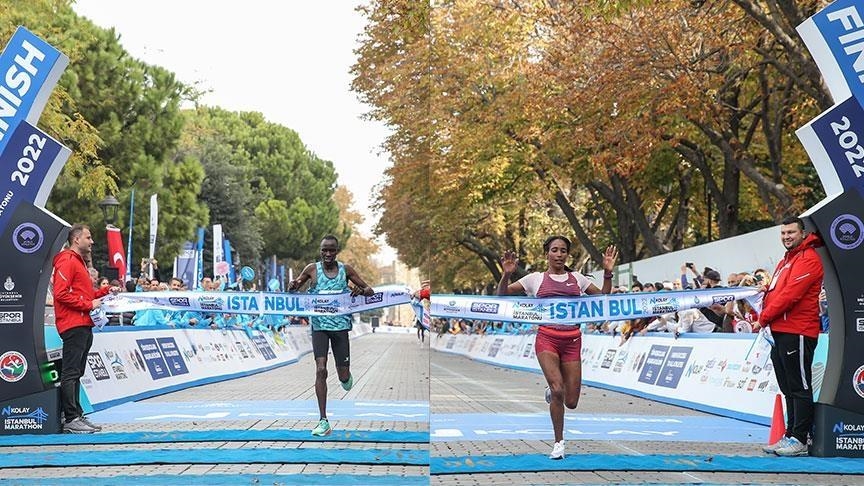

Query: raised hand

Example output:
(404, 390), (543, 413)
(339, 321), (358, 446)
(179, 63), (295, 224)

(602, 245), (619, 272)
(500, 250), (519, 274)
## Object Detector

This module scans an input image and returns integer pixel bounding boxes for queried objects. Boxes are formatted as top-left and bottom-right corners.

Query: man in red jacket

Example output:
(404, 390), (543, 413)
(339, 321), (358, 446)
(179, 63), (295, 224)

(52, 224), (113, 434)
(758, 216), (824, 457)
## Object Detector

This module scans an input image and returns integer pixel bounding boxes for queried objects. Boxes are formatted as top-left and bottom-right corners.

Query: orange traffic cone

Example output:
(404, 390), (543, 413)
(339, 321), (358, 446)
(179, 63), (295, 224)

(768, 393), (786, 444)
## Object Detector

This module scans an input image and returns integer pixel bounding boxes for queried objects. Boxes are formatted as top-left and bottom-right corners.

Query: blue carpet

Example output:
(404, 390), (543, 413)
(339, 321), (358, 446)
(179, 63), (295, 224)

(431, 453), (864, 474)
(89, 399), (428, 423)
(0, 447), (428, 468)
(431, 413), (765, 442)
(2, 473), (427, 485)
(0, 429), (428, 446)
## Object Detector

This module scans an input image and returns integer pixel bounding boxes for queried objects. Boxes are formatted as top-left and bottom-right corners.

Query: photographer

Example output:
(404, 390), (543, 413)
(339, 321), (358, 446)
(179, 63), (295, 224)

(140, 257), (161, 282)
(680, 262), (703, 289)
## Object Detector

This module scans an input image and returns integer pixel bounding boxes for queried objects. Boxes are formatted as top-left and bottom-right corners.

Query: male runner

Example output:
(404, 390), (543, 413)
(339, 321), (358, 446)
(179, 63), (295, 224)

(288, 235), (375, 436)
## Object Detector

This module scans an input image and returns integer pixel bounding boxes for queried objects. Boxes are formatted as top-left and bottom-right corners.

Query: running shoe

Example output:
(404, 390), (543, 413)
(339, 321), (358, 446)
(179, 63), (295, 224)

(341, 373), (353, 391)
(549, 440), (565, 460)
(774, 437), (808, 456)
(545, 386), (551, 404)
(80, 416), (102, 432)
(63, 417), (97, 434)
(762, 436), (790, 454)
(311, 418), (332, 437)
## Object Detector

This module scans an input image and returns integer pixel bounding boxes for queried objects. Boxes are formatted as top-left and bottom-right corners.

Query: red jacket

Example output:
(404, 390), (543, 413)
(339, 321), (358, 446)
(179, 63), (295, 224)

(52, 249), (110, 334)
(759, 233), (824, 339)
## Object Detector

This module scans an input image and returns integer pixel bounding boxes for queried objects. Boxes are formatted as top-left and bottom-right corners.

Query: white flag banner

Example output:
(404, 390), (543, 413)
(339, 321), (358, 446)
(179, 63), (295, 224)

(430, 287), (761, 326)
(213, 223), (227, 277)
(102, 285), (413, 317)
(148, 194), (158, 279)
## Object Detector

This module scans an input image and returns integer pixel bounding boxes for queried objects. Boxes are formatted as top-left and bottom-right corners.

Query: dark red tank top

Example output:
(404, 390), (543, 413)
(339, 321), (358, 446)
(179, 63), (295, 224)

(536, 272), (583, 337)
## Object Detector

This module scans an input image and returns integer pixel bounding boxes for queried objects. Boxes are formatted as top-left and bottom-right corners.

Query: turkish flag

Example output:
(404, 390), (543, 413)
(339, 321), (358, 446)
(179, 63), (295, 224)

(106, 225), (126, 281)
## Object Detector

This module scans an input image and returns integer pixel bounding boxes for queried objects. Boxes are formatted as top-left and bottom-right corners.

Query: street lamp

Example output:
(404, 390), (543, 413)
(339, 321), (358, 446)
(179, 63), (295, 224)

(98, 194), (120, 226)
(583, 208), (598, 232)
(96, 194), (121, 281)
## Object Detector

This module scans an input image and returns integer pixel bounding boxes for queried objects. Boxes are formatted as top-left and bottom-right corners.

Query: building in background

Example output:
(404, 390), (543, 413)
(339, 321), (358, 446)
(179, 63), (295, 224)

(377, 259), (422, 327)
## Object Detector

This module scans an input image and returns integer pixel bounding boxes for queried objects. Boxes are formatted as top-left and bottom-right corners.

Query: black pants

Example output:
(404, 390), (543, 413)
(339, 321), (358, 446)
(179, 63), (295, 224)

(770, 330), (818, 444)
(312, 330), (350, 367)
(60, 326), (93, 422)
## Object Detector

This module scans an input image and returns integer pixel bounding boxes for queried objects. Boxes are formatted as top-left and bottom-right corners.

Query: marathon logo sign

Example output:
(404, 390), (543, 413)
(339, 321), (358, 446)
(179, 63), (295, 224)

(1, 405), (47, 432)
(0, 311), (23, 324)
(470, 302), (500, 314)
(833, 422), (864, 451)
(197, 296), (224, 311)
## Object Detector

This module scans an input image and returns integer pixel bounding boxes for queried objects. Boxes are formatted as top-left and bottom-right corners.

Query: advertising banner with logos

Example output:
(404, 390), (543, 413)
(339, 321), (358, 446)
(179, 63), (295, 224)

(80, 323), (372, 410)
(796, 0), (864, 457)
(433, 332), (830, 425)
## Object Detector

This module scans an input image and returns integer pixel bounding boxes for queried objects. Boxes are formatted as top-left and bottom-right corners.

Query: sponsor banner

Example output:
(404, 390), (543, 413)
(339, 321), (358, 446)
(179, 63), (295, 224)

(433, 332), (831, 423)
(101, 285), (413, 317)
(0, 26), (69, 155)
(81, 323), (371, 408)
(797, 0), (864, 106)
(430, 287), (759, 326)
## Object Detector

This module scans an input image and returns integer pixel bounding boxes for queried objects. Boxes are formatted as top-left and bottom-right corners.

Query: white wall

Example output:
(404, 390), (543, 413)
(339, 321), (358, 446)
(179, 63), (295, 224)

(593, 226), (784, 286)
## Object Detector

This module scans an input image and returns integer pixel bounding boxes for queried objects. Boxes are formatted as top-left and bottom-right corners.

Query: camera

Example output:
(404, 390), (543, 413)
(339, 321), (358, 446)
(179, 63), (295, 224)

(686, 262), (695, 269)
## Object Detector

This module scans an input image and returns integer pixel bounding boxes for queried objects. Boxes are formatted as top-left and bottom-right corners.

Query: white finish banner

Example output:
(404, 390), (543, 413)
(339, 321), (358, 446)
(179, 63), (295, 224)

(430, 287), (760, 326)
(102, 285), (413, 317)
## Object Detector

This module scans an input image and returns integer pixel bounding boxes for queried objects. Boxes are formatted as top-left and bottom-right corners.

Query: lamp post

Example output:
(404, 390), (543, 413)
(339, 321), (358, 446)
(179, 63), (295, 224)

(97, 194), (120, 280)
(583, 208), (599, 272)
(98, 194), (120, 226)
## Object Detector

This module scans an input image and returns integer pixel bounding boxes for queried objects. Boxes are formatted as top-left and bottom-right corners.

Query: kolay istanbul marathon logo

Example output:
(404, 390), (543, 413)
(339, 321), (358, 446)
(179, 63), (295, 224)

(0, 351), (27, 383)
(830, 214), (864, 251)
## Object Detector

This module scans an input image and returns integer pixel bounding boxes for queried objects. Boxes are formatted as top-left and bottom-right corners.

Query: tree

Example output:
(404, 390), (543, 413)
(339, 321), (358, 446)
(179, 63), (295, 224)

(333, 186), (380, 284)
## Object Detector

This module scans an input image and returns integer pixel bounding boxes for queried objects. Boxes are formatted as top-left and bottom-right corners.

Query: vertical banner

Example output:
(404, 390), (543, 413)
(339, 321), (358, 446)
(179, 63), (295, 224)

(223, 239), (235, 283)
(174, 241), (196, 289)
(105, 225), (126, 281)
(212, 224), (227, 278)
(125, 189), (134, 281)
(0, 27), (71, 435)
(195, 227), (205, 287)
(148, 194), (157, 279)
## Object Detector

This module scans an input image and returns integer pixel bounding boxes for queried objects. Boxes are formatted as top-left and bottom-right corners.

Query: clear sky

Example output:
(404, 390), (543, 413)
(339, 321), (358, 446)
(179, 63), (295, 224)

(72, 0), (395, 260)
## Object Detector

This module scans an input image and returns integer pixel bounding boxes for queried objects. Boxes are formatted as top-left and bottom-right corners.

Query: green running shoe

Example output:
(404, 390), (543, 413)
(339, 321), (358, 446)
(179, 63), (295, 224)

(341, 373), (353, 391)
(311, 418), (331, 437)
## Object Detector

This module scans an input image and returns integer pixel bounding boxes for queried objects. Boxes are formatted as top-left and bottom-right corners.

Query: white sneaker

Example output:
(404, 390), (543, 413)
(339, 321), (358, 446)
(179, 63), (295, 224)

(762, 436), (790, 454)
(549, 440), (565, 459)
(775, 436), (808, 456)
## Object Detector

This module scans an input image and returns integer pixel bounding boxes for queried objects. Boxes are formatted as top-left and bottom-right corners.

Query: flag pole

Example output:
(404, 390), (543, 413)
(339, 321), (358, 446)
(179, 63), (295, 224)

(125, 189), (135, 281)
